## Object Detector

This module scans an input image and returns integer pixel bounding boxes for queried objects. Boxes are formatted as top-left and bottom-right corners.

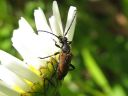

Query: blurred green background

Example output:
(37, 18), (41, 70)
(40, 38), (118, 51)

(0, 0), (128, 96)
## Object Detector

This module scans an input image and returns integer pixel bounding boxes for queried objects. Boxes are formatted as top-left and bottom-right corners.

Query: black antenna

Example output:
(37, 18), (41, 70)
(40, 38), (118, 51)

(37, 30), (59, 39)
(64, 10), (77, 36)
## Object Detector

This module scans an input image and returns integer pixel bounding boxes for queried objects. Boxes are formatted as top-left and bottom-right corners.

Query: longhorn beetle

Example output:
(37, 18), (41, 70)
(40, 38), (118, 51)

(38, 9), (77, 80)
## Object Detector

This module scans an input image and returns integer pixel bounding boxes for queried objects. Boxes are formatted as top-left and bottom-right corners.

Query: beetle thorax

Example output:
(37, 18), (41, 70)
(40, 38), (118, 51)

(59, 37), (70, 53)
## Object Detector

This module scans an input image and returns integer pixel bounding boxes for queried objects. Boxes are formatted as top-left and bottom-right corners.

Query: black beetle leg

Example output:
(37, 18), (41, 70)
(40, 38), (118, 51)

(69, 64), (75, 71)
(38, 52), (59, 59)
(52, 39), (61, 48)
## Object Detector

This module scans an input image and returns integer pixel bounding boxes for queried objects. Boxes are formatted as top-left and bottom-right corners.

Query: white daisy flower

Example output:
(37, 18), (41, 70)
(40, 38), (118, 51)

(0, 1), (77, 96)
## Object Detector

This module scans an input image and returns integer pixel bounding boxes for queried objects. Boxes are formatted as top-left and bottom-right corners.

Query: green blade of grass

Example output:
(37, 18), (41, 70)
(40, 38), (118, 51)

(82, 49), (113, 95)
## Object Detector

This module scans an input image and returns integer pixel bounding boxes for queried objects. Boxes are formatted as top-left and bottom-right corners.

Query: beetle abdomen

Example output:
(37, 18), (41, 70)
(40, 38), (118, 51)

(57, 52), (72, 80)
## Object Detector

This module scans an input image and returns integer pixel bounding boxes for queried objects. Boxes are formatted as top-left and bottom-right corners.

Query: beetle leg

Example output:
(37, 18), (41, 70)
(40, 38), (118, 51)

(42, 76), (56, 96)
(69, 64), (75, 71)
(44, 77), (55, 87)
(43, 77), (46, 96)
(38, 52), (59, 59)
(39, 55), (53, 59)
(52, 39), (61, 48)
(55, 43), (61, 48)
(54, 52), (60, 55)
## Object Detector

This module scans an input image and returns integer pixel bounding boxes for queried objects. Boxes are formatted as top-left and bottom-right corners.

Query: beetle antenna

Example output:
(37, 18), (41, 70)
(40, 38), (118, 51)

(64, 10), (77, 36)
(37, 30), (59, 39)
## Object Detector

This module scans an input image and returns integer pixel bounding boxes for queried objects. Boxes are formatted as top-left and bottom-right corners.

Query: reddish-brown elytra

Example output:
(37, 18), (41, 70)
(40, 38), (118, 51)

(57, 48), (73, 80)
(38, 10), (76, 80)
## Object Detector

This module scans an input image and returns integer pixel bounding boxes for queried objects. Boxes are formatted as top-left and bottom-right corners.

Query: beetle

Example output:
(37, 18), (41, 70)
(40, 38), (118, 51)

(38, 10), (76, 80)
(54, 36), (75, 80)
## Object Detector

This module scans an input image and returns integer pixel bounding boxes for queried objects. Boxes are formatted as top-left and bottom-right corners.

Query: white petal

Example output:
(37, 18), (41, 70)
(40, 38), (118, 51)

(65, 6), (77, 41)
(0, 92), (8, 96)
(0, 66), (29, 91)
(12, 17), (59, 65)
(12, 29), (44, 68)
(12, 18), (45, 66)
(12, 17), (38, 58)
(34, 7), (51, 33)
(52, 1), (63, 36)
(37, 31), (60, 56)
(49, 16), (62, 40)
(0, 82), (20, 96)
(23, 57), (47, 69)
(34, 7), (60, 56)
(19, 17), (35, 34)
(49, 16), (62, 48)
(0, 50), (42, 83)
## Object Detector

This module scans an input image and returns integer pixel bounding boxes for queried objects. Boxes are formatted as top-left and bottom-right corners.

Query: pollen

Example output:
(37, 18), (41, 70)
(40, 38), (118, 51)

(24, 79), (33, 86)
(28, 65), (40, 76)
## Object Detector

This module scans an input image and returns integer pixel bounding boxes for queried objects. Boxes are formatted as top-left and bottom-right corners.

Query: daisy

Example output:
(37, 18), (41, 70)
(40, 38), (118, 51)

(0, 1), (77, 96)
